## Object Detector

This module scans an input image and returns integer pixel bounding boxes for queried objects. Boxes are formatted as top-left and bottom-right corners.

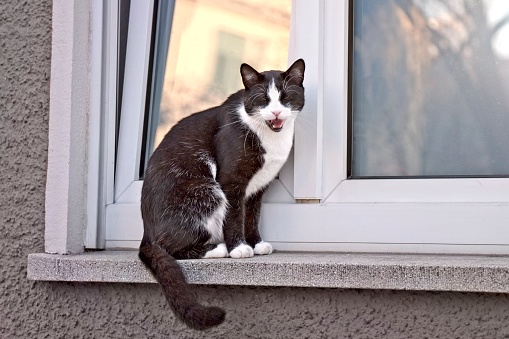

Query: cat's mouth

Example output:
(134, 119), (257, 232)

(266, 118), (284, 132)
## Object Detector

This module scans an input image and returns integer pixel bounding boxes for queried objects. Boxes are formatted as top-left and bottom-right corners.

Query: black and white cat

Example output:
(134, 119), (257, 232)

(139, 59), (305, 330)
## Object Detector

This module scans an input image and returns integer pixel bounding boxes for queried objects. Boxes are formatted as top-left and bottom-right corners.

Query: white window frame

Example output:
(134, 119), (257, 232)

(86, 0), (118, 250)
(46, 0), (117, 253)
(45, 0), (90, 254)
(45, 0), (509, 255)
(106, 0), (153, 248)
(260, 0), (509, 255)
(105, 0), (509, 253)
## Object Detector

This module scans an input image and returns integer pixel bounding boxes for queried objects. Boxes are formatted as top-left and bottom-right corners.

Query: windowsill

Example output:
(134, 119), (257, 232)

(27, 250), (509, 293)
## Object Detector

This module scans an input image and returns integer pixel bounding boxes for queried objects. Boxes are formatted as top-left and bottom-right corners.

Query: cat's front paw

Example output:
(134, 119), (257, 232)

(229, 244), (254, 259)
(203, 243), (229, 259)
(254, 241), (273, 255)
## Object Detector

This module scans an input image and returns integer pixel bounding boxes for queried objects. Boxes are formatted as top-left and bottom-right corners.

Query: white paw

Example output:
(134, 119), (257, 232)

(203, 243), (228, 259)
(229, 244), (254, 259)
(254, 241), (273, 255)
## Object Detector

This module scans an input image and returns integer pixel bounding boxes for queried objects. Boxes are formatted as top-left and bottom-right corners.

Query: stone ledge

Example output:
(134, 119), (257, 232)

(27, 251), (509, 293)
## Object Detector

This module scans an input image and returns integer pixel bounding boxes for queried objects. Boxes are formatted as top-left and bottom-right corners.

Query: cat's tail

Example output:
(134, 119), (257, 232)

(138, 242), (226, 331)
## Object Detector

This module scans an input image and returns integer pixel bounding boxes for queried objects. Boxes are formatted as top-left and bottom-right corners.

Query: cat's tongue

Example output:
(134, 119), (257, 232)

(269, 118), (284, 130)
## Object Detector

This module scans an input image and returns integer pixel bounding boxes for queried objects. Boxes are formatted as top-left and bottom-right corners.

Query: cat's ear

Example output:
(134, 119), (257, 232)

(240, 63), (262, 90)
(283, 59), (305, 86)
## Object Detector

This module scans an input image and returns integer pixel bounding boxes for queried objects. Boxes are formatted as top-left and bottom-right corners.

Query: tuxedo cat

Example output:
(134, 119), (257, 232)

(139, 59), (305, 330)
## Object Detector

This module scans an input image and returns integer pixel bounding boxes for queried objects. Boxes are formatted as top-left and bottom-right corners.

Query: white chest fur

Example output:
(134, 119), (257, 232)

(238, 80), (298, 199)
(239, 110), (295, 199)
(245, 133), (293, 198)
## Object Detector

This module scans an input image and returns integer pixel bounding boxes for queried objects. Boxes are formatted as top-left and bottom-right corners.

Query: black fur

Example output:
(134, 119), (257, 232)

(139, 59), (305, 330)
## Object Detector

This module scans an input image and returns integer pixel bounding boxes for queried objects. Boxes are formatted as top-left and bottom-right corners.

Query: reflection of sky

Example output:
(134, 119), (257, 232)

(488, 0), (509, 57)
(416, 0), (509, 58)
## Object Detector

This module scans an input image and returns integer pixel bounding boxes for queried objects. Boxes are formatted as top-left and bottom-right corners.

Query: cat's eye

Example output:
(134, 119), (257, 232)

(256, 95), (269, 105)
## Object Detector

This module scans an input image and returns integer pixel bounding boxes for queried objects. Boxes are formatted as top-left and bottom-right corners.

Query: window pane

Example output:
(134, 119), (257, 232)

(142, 0), (292, 175)
(351, 0), (509, 177)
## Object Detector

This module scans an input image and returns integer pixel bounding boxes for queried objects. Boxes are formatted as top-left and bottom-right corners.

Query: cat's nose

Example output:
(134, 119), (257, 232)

(272, 111), (282, 118)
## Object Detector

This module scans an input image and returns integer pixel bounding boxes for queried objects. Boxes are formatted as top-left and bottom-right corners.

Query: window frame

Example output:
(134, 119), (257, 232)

(105, 0), (153, 248)
(45, 0), (509, 255)
(313, 0), (509, 254)
(45, 0), (117, 253)
(86, 0), (118, 250)
(114, 0), (154, 204)
(45, 0), (93, 253)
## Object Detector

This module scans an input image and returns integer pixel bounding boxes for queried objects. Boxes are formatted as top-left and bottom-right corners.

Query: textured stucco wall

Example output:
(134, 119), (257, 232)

(2, 1), (509, 338)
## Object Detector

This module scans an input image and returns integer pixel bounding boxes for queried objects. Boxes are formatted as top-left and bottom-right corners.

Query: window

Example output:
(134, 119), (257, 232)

(53, 0), (509, 255)
(351, 0), (509, 178)
(108, 0), (294, 248)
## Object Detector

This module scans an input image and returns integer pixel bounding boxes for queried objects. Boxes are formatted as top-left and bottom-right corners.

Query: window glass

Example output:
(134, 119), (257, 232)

(142, 0), (292, 175)
(351, 0), (509, 177)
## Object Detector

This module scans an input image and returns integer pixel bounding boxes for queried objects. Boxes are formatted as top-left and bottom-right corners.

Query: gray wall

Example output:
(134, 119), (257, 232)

(1, 1), (509, 338)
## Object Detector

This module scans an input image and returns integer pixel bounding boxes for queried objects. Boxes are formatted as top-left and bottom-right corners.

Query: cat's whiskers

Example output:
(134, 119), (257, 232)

(284, 88), (301, 97)
(294, 120), (311, 142)
(283, 75), (303, 91)
(285, 84), (301, 91)
(246, 92), (265, 106)
(293, 111), (314, 142)
(255, 116), (267, 147)
(250, 84), (266, 92)
(219, 119), (242, 129)
(292, 112), (315, 126)
(243, 126), (251, 156)
(246, 114), (263, 138)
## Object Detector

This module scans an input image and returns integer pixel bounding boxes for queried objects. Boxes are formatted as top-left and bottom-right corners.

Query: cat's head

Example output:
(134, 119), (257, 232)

(240, 59), (305, 133)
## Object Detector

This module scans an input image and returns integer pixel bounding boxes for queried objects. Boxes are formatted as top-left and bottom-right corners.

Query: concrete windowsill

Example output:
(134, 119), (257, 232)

(27, 251), (509, 293)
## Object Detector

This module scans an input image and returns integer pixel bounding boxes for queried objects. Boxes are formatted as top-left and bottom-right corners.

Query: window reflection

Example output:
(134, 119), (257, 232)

(151, 0), (291, 153)
(351, 0), (509, 177)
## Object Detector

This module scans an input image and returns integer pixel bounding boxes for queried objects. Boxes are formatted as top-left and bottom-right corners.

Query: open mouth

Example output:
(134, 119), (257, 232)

(266, 118), (284, 132)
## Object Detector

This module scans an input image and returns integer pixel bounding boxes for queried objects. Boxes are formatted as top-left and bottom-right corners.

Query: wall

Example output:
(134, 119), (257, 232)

(1, 1), (509, 338)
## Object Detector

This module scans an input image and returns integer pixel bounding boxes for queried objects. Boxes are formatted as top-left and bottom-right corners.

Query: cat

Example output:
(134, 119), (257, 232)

(139, 59), (305, 330)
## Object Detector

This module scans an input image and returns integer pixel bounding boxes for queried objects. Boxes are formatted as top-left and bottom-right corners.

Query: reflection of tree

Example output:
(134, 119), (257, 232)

(353, 0), (509, 176)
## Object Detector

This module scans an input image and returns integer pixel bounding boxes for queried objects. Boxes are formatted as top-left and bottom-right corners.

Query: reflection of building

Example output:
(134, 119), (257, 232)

(155, 0), (291, 147)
